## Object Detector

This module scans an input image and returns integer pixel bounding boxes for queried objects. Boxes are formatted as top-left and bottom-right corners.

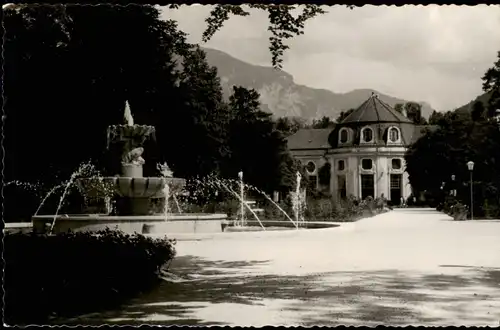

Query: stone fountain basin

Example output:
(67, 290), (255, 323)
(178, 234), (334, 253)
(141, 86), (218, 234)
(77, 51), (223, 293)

(32, 213), (228, 235)
(76, 177), (186, 198)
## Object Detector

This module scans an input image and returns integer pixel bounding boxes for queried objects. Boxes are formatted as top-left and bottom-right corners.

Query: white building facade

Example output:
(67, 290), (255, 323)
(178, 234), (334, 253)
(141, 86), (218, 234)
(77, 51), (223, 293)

(287, 93), (430, 205)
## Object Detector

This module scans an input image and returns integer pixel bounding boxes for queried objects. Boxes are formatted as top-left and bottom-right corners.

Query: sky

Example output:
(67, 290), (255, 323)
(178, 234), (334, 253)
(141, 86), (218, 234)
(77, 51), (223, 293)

(161, 5), (500, 111)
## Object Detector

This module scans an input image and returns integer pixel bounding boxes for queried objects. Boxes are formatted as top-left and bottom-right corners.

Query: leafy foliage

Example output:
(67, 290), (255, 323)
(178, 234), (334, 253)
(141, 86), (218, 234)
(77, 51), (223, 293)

(395, 102), (427, 124)
(202, 4), (327, 69)
(225, 86), (300, 193)
(481, 51), (500, 117)
(405, 81), (500, 218)
(312, 116), (336, 129)
(275, 116), (309, 137)
(4, 229), (176, 324)
(336, 108), (355, 123)
(4, 5), (305, 220)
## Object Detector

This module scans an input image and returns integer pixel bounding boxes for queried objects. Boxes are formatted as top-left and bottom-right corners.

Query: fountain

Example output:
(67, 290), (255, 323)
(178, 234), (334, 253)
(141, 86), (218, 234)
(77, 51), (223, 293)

(32, 101), (227, 235)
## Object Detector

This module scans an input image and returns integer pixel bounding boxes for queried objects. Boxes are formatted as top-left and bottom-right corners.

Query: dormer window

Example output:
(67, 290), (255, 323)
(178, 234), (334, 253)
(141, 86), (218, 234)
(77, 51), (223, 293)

(388, 126), (401, 143)
(339, 128), (349, 144)
(361, 127), (374, 143)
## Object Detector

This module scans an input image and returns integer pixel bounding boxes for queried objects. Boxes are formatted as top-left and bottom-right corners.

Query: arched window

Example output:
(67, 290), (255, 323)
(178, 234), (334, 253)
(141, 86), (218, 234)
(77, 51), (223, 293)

(388, 127), (400, 143)
(362, 127), (373, 143)
(339, 128), (349, 144)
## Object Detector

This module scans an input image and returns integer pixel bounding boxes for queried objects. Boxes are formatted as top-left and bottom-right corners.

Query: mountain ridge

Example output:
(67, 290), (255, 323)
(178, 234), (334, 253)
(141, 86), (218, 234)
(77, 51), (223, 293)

(202, 47), (436, 121)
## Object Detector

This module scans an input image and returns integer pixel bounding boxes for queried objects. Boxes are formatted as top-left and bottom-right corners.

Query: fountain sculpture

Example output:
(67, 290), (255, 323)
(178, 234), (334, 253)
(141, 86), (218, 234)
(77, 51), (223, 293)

(32, 101), (227, 235)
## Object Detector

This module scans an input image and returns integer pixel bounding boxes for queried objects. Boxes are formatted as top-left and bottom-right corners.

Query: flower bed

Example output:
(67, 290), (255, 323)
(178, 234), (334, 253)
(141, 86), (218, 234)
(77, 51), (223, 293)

(260, 195), (386, 222)
(4, 228), (176, 325)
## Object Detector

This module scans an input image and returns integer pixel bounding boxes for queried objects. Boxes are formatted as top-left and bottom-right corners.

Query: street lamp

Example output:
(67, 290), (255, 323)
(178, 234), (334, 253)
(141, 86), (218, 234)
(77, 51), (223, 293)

(467, 161), (474, 220)
(450, 174), (456, 197)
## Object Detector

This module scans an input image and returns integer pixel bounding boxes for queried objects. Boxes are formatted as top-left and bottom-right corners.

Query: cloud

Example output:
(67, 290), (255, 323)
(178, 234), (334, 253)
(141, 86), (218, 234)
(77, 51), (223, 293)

(161, 5), (500, 111)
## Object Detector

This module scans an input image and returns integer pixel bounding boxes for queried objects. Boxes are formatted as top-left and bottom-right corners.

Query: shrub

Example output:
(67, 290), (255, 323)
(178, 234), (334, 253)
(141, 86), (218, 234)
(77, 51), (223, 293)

(262, 199), (293, 221)
(4, 229), (176, 325)
(450, 202), (469, 220)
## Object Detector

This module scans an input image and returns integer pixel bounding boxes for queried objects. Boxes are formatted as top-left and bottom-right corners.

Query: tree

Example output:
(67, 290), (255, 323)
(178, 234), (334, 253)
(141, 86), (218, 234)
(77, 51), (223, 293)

(405, 106), (500, 216)
(336, 108), (355, 123)
(428, 110), (445, 125)
(471, 101), (486, 122)
(4, 4), (183, 184)
(312, 116), (335, 129)
(404, 102), (428, 125)
(226, 86), (299, 193)
(394, 103), (404, 114)
(482, 50), (500, 118)
(274, 116), (308, 137)
(198, 4), (331, 69)
(2, 4), (237, 221)
(161, 45), (232, 179)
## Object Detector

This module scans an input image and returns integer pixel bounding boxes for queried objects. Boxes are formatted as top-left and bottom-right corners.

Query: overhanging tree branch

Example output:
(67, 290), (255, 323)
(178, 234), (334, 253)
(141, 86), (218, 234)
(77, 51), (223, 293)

(201, 4), (332, 69)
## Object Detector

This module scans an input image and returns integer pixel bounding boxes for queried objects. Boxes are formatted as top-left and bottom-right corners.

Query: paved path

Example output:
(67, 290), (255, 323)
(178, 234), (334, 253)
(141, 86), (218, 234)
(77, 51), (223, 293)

(65, 209), (500, 326)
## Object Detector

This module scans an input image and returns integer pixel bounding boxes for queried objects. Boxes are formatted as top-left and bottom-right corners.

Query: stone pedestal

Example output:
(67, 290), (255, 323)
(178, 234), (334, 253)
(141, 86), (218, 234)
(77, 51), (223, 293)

(115, 197), (151, 216)
(122, 164), (143, 178)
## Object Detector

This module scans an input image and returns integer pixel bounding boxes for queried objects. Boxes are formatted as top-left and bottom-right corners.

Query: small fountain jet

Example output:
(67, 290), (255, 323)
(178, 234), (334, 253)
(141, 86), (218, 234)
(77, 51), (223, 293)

(124, 100), (134, 126)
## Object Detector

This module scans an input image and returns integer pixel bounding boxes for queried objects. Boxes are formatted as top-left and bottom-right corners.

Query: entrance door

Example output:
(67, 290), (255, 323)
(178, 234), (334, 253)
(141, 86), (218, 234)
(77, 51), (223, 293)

(390, 174), (402, 205)
(361, 174), (374, 199)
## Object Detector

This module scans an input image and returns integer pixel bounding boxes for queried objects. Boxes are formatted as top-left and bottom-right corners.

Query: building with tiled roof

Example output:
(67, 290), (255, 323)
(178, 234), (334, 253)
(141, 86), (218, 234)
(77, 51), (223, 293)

(287, 92), (438, 205)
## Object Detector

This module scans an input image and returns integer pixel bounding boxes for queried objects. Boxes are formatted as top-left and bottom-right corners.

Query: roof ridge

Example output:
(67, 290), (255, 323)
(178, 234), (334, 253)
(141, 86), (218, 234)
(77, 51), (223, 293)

(355, 98), (371, 123)
(377, 98), (401, 121)
(377, 97), (412, 122)
(372, 95), (381, 122)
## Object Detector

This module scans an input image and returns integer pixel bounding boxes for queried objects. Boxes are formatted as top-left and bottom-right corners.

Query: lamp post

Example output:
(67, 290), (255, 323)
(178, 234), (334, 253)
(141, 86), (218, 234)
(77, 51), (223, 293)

(467, 161), (474, 220)
(238, 171), (244, 226)
(450, 174), (456, 197)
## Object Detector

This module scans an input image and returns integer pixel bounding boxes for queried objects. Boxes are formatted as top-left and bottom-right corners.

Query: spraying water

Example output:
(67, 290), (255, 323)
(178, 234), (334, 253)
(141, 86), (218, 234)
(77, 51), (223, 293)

(172, 194), (182, 213)
(237, 171), (246, 227)
(157, 162), (182, 220)
(162, 181), (170, 220)
(217, 181), (266, 231)
(124, 100), (134, 126)
(195, 176), (265, 230)
(191, 174), (299, 230)
(209, 176), (298, 229)
(247, 185), (298, 229)
(48, 162), (99, 234)
(292, 171), (305, 227)
(34, 183), (66, 216)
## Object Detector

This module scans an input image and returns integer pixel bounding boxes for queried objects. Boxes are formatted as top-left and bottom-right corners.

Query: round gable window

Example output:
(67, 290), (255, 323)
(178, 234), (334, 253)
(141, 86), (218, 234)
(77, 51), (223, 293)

(306, 161), (316, 174)
(362, 127), (373, 143)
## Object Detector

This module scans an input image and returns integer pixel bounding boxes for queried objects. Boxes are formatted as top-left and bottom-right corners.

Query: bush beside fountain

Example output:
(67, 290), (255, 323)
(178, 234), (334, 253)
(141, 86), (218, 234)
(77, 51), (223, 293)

(4, 229), (176, 325)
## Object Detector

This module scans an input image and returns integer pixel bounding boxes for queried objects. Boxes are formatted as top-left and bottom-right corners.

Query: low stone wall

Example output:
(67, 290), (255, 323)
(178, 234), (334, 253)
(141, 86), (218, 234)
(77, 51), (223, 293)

(4, 223), (33, 234)
(32, 214), (228, 235)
